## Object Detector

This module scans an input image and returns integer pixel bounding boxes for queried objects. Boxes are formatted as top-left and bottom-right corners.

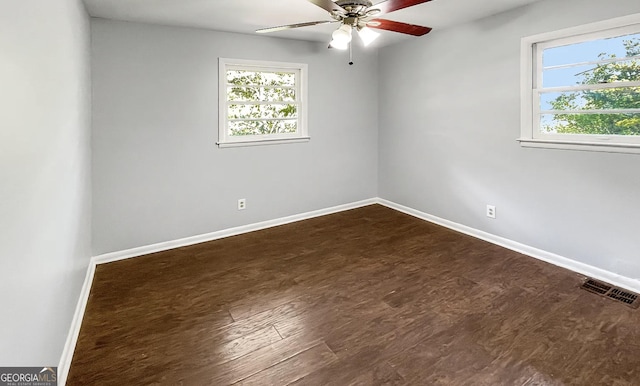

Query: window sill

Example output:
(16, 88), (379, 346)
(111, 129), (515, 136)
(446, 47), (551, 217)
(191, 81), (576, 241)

(217, 137), (310, 148)
(517, 138), (640, 154)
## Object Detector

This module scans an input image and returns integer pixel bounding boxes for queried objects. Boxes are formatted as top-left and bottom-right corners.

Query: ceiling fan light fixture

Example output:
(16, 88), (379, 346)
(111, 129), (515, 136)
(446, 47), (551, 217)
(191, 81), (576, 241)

(329, 39), (349, 50)
(357, 26), (380, 46)
(331, 24), (353, 43)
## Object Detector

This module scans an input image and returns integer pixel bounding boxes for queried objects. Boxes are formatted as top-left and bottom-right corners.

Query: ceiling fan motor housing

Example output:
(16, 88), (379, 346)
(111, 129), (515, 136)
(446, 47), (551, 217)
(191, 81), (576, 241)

(335, 0), (373, 10)
(333, 0), (376, 19)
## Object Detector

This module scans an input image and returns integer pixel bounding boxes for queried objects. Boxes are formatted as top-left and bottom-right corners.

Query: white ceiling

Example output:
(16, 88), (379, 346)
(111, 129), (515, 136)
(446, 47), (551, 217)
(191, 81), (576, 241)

(83, 0), (542, 47)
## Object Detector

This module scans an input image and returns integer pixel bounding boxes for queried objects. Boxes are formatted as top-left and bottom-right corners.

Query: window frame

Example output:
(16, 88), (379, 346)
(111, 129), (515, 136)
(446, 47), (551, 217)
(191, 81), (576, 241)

(519, 13), (640, 154)
(218, 58), (309, 148)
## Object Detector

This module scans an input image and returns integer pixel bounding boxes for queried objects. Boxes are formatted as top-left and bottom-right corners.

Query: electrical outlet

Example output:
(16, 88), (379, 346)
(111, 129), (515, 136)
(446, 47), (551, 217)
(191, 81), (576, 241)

(486, 205), (496, 219)
(238, 198), (246, 210)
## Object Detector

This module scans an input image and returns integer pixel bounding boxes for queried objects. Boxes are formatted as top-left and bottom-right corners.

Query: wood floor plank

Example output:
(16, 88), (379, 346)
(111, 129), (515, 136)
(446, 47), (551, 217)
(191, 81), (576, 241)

(207, 298), (310, 344)
(171, 338), (325, 385)
(237, 342), (338, 385)
(212, 325), (283, 364)
(67, 204), (640, 385)
(291, 345), (400, 386)
(228, 290), (301, 321)
(291, 311), (451, 385)
(346, 361), (405, 386)
(274, 297), (393, 341)
(386, 325), (497, 385)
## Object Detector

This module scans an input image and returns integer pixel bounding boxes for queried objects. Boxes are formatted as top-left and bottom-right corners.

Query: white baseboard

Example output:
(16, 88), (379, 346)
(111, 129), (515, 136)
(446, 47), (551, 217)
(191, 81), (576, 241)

(377, 198), (640, 294)
(57, 260), (96, 386)
(58, 196), (640, 384)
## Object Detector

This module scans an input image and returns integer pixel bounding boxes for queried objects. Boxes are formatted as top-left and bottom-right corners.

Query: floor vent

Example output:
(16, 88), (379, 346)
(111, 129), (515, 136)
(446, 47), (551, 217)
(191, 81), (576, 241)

(581, 278), (639, 309)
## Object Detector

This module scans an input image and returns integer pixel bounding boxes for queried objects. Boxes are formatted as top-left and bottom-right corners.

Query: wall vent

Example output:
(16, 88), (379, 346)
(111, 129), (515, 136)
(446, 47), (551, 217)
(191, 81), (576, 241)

(581, 278), (639, 309)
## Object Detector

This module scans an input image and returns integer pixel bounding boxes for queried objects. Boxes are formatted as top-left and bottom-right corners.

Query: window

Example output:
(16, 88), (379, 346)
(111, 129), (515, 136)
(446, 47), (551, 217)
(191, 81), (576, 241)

(520, 14), (640, 153)
(218, 58), (309, 147)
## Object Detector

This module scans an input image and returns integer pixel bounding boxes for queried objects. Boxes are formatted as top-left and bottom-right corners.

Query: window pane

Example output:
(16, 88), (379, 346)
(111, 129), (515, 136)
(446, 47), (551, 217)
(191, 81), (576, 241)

(543, 32), (640, 68)
(226, 70), (296, 87)
(228, 104), (298, 120)
(540, 86), (640, 111)
(227, 87), (296, 102)
(541, 112), (640, 135)
(542, 64), (596, 88)
(542, 34), (640, 89)
(229, 120), (297, 136)
(541, 60), (640, 88)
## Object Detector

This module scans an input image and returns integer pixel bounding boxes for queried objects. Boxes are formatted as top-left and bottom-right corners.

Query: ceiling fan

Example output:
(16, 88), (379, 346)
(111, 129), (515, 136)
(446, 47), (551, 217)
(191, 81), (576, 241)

(256, 0), (433, 50)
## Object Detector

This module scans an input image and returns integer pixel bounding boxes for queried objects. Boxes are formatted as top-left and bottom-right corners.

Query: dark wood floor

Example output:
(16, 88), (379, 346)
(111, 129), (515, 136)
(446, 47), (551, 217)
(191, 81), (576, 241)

(67, 205), (640, 385)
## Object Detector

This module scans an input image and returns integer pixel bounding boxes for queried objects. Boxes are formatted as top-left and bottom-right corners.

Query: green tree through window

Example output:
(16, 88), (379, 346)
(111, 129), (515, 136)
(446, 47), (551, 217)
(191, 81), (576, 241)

(545, 38), (640, 135)
(226, 70), (298, 136)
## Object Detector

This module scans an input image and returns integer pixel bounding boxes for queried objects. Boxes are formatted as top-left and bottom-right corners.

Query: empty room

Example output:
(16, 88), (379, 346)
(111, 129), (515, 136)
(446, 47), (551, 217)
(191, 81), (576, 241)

(2, 0), (640, 384)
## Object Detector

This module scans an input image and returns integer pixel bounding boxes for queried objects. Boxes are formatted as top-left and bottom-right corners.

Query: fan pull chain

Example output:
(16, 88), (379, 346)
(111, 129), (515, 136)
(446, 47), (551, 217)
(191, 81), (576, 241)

(349, 42), (354, 66)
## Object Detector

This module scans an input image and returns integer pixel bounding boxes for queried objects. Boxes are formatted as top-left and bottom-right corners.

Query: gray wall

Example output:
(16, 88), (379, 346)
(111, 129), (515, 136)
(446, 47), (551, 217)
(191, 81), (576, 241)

(379, 0), (640, 279)
(0, 0), (91, 365)
(91, 20), (378, 255)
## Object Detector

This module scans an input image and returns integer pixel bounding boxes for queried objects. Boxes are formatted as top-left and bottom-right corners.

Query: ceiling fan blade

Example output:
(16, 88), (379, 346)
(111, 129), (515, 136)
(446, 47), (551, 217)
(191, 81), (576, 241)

(256, 20), (336, 34)
(372, 0), (432, 15)
(307, 0), (347, 14)
(367, 18), (432, 36)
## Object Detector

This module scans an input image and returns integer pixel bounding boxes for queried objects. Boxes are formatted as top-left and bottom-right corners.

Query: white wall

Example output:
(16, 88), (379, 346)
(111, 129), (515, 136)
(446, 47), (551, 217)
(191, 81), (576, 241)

(0, 0), (91, 366)
(91, 20), (378, 255)
(379, 0), (640, 280)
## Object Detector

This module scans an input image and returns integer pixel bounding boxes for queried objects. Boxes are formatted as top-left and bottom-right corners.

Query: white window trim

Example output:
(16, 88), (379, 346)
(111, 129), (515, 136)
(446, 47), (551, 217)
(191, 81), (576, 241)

(218, 58), (309, 148)
(519, 13), (640, 154)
